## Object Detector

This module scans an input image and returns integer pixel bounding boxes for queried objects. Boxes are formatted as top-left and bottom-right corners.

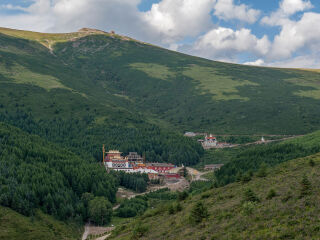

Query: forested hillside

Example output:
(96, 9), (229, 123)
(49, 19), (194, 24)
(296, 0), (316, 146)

(215, 131), (320, 186)
(1, 27), (320, 140)
(0, 123), (117, 221)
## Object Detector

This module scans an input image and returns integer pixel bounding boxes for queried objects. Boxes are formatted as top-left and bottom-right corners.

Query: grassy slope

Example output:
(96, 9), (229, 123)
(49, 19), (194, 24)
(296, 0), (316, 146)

(110, 152), (320, 240)
(0, 206), (81, 240)
(0, 27), (320, 135)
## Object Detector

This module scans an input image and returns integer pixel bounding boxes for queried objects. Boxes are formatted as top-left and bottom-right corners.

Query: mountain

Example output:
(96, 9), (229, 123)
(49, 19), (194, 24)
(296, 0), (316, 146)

(109, 152), (320, 240)
(1, 27), (320, 138)
(1, 27), (320, 238)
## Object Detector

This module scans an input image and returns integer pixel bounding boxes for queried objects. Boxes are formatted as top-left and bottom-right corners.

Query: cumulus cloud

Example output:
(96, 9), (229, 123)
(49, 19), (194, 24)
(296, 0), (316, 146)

(214, 0), (260, 23)
(189, 27), (270, 61)
(262, 0), (313, 26)
(268, 12), (320, 59)
(143, 0), (215, 43)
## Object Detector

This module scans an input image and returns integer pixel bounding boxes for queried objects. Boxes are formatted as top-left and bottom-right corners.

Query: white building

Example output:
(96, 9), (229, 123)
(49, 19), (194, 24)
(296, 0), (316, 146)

(202, 134), (217, 149)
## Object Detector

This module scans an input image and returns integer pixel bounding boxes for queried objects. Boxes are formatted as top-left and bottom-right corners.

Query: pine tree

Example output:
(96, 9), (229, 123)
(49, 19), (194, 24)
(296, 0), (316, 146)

(300, 175), (311, 197)
(189, 202), (209, 223)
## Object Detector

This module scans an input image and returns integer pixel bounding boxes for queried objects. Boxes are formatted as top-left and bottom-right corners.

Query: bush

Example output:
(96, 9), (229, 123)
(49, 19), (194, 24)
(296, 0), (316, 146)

(178, 191), (189, 201)
(243, 188), (260, 203)
(241, 201), (256, 216)
(300, 175), (311, 198)
(131, 222), (149, 239)
(309, 159), (315, 167)
(266, 189), (277, 200)
(189, 202), (209, 224)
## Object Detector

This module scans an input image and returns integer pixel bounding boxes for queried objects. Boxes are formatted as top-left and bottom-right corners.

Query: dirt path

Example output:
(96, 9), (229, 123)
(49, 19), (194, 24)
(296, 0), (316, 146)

(187, 167), (209, 182)
(82, 224), (114, 240)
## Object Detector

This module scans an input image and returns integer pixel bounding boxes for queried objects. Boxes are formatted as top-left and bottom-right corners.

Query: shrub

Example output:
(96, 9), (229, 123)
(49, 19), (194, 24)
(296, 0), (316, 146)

(189, 202), (209, 224)
(300, 175), (311, 198)
(266, 189), (277, 200)
(131, 222), (149, 239)
(256, 163), (268, 178)
(243, 188), (260, 203)
(309, 159), (315, 167)
(241, 201), (256, 216)
(178, 191), (189, 201)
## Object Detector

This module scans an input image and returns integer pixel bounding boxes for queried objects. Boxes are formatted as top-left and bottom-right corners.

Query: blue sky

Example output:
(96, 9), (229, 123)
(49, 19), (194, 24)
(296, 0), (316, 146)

(1, 0), (320, 68)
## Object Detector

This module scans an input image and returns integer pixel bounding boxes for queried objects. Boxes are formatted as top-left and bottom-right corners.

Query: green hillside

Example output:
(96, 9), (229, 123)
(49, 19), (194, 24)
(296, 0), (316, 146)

(0, 206), (81, 240)
(0, 122), (117, 221)
(1, 27), (320, 239)
(215, 131), (320, 186)
(1, 27), (320, 140)
(109, 152), (320, 240)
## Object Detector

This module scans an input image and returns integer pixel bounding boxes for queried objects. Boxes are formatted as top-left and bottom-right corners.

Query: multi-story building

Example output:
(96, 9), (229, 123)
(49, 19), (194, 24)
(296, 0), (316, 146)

(202, 134), (217, 149)
(102, 147), (178, 179)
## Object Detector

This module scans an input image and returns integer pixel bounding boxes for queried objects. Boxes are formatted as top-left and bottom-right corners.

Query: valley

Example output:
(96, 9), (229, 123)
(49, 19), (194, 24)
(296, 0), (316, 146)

(0, 27), (320, 240)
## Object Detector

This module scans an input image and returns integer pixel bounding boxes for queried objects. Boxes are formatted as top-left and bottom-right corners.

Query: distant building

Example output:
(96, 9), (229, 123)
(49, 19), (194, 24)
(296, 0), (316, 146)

(102, 147), (178, 178)
(202, 134), (217, 149)
(204, 164), (224, 171)
(127, 152), (144, 164)
(146, 163), (176, 173)
(104, 150), (133, 172)
(184, 132), (196, 137)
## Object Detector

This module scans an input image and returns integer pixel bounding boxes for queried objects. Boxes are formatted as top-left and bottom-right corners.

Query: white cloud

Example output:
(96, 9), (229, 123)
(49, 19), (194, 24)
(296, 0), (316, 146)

(280, 0), (313, 15)
(269, 12), (320, 59)
(214, 0), (260, 23)
(267, 55), (320, 68)
(262, 0), (313, 26)
(190, 27), (270, 61)
(243, 59), (265, 66)
(143, 0), (215, 43)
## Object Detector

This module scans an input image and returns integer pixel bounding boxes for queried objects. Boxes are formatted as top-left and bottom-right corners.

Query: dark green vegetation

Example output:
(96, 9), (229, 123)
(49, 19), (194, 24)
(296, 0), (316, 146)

(110, 153), (320, 240)
(115, 188), (178, 219)
(116, 171), (149, 193)
(0, 123), (117, 222)
(215, 131), (320, 186)
(0, 206), (81, 240)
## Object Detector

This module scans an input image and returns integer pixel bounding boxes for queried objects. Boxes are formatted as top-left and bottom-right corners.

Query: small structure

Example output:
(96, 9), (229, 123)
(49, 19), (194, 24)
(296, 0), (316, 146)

(126, 152), (144, 164)
(202, 134), (217, 149)
(261, 136), (265, 142)
(146, 163), (176, 173)
(184, 132), (196, 137)
(104, 150), (133, 172)
(204, 164), (224, 171)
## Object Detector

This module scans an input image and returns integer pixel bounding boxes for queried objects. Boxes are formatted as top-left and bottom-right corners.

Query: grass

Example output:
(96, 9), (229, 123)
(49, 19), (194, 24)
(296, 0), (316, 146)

(130, 63), (175, 81)
(0, 207), (81, 240)
(0, 63), (70, 91)
(183, 65), (258, 101)
(109, 152), (320, 240)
